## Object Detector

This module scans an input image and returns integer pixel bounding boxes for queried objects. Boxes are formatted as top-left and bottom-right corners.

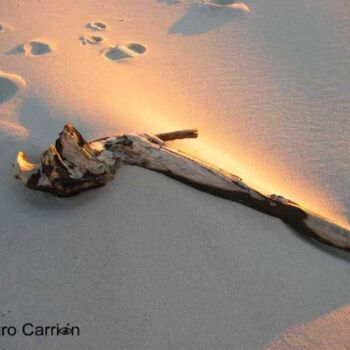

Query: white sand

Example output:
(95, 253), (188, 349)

(1, 0), (350, 348)
(265, 305), (350, 349)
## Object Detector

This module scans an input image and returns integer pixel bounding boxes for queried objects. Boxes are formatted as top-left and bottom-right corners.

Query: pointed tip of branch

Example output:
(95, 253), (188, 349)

(61, 124), (84, 141)
(190, 129), (199, 138)
(156, 129), (199, 142)
(13, 151), (39, 187)
(14, 151), (36, 175)
(56, 124), (97, 160)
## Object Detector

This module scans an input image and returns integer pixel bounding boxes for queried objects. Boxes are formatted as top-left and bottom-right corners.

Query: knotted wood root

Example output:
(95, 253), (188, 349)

(13, 124), (350, 251)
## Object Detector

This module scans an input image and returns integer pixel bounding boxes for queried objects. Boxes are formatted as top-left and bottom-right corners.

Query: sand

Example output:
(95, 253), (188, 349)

(0, 0), (350, 349)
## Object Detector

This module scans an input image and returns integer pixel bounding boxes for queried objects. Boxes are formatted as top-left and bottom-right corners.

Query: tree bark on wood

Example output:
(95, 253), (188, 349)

(13, 124), (350, 252)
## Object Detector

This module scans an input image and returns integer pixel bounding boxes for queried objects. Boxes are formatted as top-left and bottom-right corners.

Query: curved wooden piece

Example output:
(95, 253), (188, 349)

(13, 124), (350, 251)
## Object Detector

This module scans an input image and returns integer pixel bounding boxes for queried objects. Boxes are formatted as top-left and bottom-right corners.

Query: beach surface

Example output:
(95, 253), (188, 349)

(0, 0), (350, 348)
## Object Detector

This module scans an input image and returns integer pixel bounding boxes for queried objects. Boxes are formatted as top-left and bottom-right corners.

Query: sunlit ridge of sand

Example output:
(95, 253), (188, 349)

(107, 92), (350, 230)
(265, 305), (350, 350)
(32, 58), (349, 230)
(173, 136), (350, 230)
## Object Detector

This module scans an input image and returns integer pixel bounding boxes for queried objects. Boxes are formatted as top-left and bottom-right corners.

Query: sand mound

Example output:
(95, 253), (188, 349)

(101, 43), (147, 61)
(0, 71), (25, 105)
(23, 39), (56, 56)
(265, 305), (350, 349)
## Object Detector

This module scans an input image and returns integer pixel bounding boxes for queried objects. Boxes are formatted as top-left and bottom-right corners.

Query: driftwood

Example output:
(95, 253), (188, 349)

(13, 124), (350, 251)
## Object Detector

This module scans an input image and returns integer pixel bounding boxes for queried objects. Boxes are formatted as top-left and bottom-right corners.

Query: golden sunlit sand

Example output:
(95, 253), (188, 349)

(265, 305), (350, 350)
(1, 0), (347, 228)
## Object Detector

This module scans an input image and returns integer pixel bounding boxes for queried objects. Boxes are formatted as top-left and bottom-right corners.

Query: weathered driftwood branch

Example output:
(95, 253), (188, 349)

(13, 124), (350, 251)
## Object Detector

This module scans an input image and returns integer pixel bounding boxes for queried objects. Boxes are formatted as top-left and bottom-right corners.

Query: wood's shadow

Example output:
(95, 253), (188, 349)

(284, 224), (350, 263)
(158, 0), (182, 5)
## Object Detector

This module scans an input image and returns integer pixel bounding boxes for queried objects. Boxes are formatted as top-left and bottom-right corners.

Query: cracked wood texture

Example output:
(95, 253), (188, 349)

(13, 124), (350, 252)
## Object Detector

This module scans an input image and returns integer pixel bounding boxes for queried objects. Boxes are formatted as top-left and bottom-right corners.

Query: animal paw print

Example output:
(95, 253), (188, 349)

(79, 35), (104, 46)
(80, 21), (147, 62)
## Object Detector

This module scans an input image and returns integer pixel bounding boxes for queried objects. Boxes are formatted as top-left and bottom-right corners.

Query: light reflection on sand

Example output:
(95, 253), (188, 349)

(118, 96), (349, 230)
(36, 64), (349, 230)
(0, 0), (348, 230)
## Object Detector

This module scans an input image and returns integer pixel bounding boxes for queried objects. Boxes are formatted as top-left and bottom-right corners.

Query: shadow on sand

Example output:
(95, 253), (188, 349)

(169, 3), (247, 36)
(346, 199), (350, 229)
(158, 0), (182, 5)
(6, 44), (25, 55)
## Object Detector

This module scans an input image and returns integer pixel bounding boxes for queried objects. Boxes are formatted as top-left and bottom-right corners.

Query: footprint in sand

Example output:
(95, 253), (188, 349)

(23, 39), (56, 56)
(7, 39), (56, 56)
(101, 43), (147, 62)
(86, 21), (108, 31)
(0, 71), (25, 105)
(79, 35), (105, 46)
